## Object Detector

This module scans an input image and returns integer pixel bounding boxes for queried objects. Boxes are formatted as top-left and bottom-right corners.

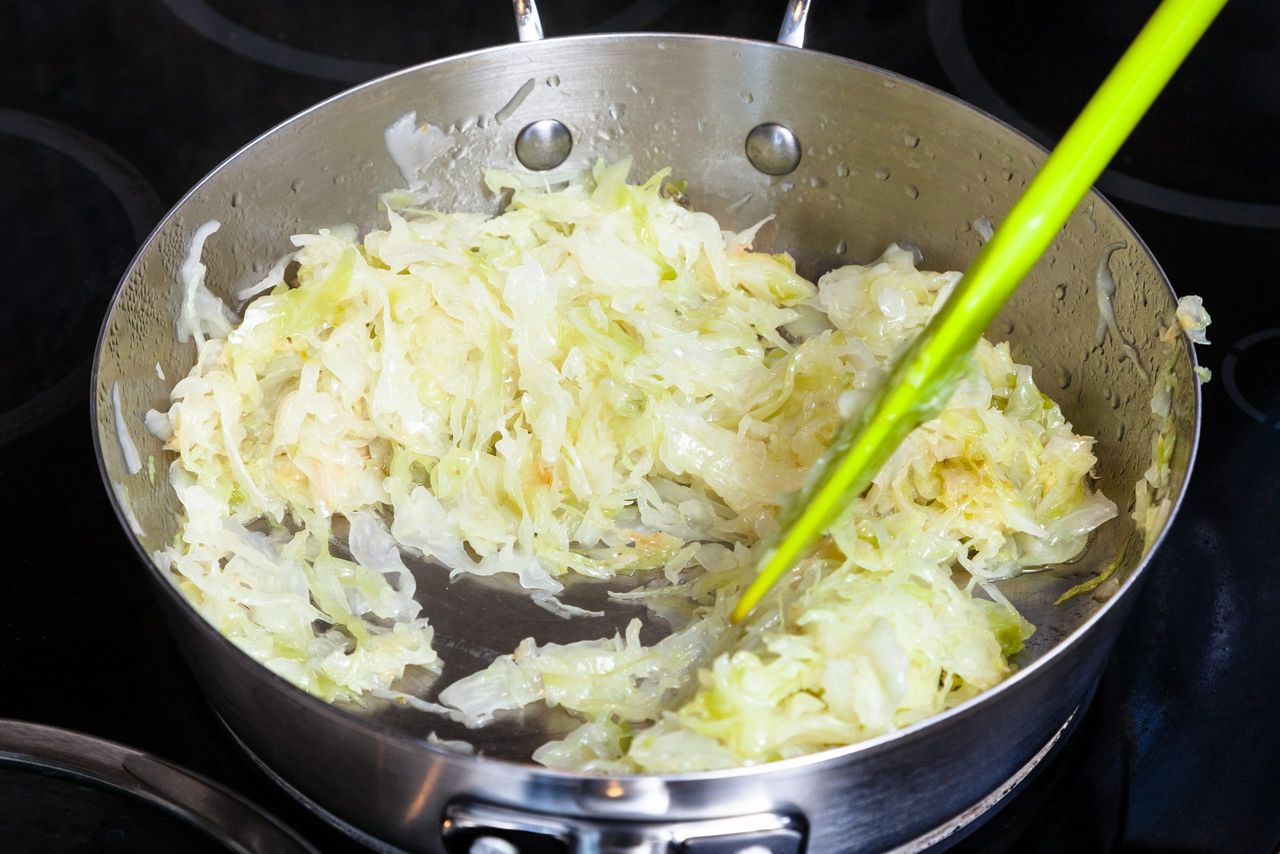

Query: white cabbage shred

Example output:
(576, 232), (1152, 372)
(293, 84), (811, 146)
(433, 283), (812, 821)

(384, 112), (454, 192)
(1094, 241), (1147, 380)
(156, 159), (1115, 768)
(112, 382), (143, 475)
(1175, 295), (1212, 345)
(1132, 297), (1212, 555)
(176, 220), (236, 351)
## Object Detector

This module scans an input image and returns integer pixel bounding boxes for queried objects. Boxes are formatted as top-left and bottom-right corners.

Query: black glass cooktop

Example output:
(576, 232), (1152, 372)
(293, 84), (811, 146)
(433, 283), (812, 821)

(2, 1), (1277, 851)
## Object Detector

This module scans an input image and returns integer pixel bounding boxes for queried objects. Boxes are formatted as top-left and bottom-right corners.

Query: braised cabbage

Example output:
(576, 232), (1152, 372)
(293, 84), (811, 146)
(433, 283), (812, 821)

(154, 158), (1116, 767)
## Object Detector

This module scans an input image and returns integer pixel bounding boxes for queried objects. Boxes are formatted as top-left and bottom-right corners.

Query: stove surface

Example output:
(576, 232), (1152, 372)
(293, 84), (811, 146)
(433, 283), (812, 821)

(2, 1), (1277, 852)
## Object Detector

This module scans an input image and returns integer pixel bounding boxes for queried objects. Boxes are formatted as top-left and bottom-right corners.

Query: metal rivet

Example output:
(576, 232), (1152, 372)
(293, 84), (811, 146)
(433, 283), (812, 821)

(514, 119), (572, 171)
(745, 123), (801, 176)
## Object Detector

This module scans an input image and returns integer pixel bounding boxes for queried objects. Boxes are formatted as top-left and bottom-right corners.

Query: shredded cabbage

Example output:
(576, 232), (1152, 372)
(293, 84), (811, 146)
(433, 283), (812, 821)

(1058, 293), (1210, 604)
(156, 158), (1115, 767)
(1175, 295), (1212, 345)
(1094, 241), (1148, 381)
(444, 242), (1113, 770)
(176, 220), (236, 352)
(384, 113), (454, 192)
(112, 382), (143, 475)
(622, 560), (1030, 771)
(1142, 298), (1210, 554)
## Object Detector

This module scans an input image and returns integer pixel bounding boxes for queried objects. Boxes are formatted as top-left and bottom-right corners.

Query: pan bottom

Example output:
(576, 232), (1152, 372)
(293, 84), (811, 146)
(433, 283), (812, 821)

(215, 687), (1090, 854)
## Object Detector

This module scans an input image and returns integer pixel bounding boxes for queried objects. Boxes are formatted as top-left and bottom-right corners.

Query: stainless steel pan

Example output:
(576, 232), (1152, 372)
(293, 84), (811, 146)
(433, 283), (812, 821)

(93, 3), (1201, 851)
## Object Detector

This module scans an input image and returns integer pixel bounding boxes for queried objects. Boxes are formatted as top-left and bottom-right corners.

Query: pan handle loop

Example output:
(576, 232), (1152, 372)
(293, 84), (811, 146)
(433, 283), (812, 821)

(512, 0), (545, 42)
(514, 0), (807, 47)
(514, 0), (807, 46)
(777, 0), (811, 47)
(442, 800), (806, 854)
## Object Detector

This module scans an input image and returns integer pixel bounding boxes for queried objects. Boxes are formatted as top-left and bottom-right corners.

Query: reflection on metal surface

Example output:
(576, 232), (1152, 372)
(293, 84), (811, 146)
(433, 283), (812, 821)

(401, 761), (445, 825)
(745, 122), (802, 176)
(442, 799), (805, 854)
(1222, 327), (1280, 429)
(0, 720), (315, 853)
(512, 0), (544, 42)
(777, 0), (811, 47)
(515, 119), (573, 171)
(470, 837), (518, 854)
(889, 707), (1080, 853)
(925, 0), (1280, 229)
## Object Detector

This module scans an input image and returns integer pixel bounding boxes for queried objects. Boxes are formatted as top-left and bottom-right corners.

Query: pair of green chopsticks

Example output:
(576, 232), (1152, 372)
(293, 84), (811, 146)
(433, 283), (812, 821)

(732, 0), (1227, 623)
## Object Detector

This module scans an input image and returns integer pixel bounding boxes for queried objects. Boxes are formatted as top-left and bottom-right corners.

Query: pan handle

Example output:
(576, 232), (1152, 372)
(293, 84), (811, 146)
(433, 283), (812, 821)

(512, 0), (544, 41)
(777, 0), (812, 47)
(510, 1), (813, 48)
(443, 799), (806, 854)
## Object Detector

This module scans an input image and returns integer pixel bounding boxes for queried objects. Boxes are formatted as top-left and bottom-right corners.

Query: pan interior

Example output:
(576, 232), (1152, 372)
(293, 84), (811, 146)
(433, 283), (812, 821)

(94, 35), (1198, 764)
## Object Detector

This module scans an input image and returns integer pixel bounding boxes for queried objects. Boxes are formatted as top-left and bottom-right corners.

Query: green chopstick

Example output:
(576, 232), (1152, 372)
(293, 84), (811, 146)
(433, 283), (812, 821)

(732, 0), (1227, 623)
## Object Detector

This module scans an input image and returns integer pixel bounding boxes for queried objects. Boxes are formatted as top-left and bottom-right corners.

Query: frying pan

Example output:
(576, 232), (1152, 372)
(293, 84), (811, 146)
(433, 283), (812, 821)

(92, 2), (1201, 851)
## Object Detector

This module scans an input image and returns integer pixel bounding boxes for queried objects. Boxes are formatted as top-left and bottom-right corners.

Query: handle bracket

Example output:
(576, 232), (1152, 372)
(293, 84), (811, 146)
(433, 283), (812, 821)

(777, 0), (812, 47)
(513, 1), (813, 48)
(512, 0), (545, 41)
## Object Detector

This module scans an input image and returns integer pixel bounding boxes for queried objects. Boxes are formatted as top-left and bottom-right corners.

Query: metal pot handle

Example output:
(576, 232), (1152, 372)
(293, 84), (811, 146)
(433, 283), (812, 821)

(513, 0), (544, 42)
(777, 0), (812, 47)
(510, 0), (814, 48)
(442, 799), (806, 854)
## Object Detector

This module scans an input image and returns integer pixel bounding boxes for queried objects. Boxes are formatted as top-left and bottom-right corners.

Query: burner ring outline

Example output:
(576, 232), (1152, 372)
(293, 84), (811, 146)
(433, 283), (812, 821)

(0, 110), (163, 445)
(926, 0), (1280, 230)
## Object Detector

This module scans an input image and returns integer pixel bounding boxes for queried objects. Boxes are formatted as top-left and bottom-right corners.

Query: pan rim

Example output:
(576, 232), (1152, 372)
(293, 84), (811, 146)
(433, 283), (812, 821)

(90, 30), (1203, 786)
